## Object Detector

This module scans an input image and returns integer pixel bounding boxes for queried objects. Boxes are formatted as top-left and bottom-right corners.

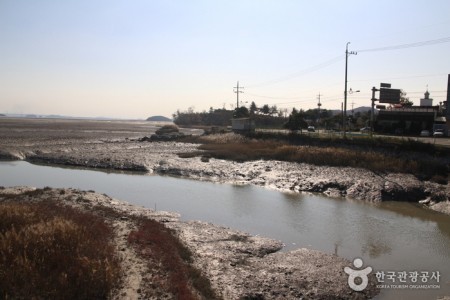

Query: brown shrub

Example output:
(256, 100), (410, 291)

(155, 124), (179, 135)
(128, 218), (218, 300)
(0, 200), (120, 299)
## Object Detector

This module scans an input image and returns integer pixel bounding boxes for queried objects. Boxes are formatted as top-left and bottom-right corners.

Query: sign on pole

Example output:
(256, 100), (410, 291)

(379, 88), (401, 103)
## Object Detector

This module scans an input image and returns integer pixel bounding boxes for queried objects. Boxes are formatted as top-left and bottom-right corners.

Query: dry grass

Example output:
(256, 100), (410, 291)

(128, 218), (218, 300)
(0, 188), (221, 299)
(0, 199), (121, 299)
(194, 139), (447, 180)
(196, 132), (247, 144)
(155, 124), (180, 135)
(179, 132), (248, 145)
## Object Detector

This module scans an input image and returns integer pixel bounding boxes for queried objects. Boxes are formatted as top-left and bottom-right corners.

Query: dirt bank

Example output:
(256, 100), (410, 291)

(0, 186), (378, 299)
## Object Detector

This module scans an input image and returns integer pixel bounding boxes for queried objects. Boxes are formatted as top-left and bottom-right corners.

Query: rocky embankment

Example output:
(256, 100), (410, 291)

(0, 187), (379, 299)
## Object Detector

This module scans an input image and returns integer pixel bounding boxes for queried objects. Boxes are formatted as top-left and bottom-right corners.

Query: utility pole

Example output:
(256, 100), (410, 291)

(233, 81), (244, 108)
(317, 93), (322, 127)
(370, 86), (379, 138)
(344, 42), (357, 138)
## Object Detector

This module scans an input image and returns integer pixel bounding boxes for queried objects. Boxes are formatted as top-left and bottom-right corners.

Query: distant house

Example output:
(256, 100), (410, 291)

(376, 106), (439, 135)
(375, 90), (446, 135)
(231, 118), (255, 132)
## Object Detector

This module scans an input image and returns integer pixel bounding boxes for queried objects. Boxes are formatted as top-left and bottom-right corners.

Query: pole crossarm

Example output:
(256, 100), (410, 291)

(233, 81), (244, 108)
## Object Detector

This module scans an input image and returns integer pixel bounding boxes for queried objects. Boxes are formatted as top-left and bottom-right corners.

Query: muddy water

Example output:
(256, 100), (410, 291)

(1, 161), (449, 299)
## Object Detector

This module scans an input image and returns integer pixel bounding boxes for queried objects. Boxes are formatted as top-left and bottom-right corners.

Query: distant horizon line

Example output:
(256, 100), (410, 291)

(0, 113), (174, 122)
(1, 105), (378, 120)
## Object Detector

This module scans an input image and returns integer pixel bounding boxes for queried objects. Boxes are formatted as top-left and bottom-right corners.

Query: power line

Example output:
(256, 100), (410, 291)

(352, 20), (450, 46)
(246, 89), (447, 108)
(245, 92), (302, 100)
(246, 91), (369, 105)
(246, 55), (345, 88)
(349, 73), (447, 82)
(355, 36), (450, 53)
(242, 37), (450, 109)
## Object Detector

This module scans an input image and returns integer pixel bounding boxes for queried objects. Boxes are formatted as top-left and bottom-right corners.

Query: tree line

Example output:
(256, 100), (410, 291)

(173, 101), (371, 131)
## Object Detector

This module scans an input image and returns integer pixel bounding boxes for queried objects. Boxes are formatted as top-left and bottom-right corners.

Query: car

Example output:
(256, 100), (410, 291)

(420, 130), (430, 137)
(307, 126), (315, 132)
(360, 127), (370, 133)
(394, 128), (404, 135)
(433, 129), (444, 137)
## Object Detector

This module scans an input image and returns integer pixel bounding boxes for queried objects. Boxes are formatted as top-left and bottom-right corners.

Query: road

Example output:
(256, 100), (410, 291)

(255, 128), (450, 147)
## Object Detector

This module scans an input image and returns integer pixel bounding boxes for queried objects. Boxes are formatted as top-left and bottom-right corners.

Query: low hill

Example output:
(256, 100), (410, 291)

(146, 115), (172, 122)
(330, 106), (373, 116)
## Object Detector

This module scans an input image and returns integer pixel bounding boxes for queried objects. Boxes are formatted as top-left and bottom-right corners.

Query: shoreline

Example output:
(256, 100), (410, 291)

(0, 186), (379, 299)
(1, 118), (448, 298)
(0, 117), (447, 215)
(1, 138), (449, 215)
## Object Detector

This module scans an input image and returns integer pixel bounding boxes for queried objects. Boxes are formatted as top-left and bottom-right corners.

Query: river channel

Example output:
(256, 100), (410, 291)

(0, 161), (449, 299)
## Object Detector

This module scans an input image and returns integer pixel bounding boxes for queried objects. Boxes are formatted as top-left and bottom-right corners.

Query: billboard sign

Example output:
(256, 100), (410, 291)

(379, 88), (401, 104)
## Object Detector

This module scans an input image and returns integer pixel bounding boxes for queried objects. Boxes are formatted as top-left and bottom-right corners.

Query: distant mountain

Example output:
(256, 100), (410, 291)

(352, 106), (373, 114)
(0, 114), (5, 117)
(146, 115), (172, 122)
(330, 106), (373, 116)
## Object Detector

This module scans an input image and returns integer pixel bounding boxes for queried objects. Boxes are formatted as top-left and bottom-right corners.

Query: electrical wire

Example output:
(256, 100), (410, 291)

(246, 37), (449, 90)
(349, 73), (447, 83)
(243, 37), (449, 108)
(245, 93), (303, 100)
(246, 55), (345, 88)
(245, 88), (445, 108)
(355, 36), (450, 53)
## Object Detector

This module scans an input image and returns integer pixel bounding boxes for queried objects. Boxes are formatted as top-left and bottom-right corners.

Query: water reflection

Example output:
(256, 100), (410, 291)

(230, 184), (256, 217)
(334, 240), (342, 256)
(362, 238), (392, 259)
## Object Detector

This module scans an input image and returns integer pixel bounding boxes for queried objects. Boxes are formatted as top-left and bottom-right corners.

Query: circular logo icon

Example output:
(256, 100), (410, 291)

(344, 258), (372, 291)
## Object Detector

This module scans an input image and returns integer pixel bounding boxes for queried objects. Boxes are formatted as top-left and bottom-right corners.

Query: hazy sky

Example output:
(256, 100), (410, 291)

(1, 0), (449, 119)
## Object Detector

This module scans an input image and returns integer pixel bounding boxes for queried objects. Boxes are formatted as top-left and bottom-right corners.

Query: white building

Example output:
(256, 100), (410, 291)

(420, 90), (433, 107)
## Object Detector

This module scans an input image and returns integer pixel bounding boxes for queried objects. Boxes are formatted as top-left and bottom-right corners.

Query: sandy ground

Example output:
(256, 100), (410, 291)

(0, 186), (379, 299)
